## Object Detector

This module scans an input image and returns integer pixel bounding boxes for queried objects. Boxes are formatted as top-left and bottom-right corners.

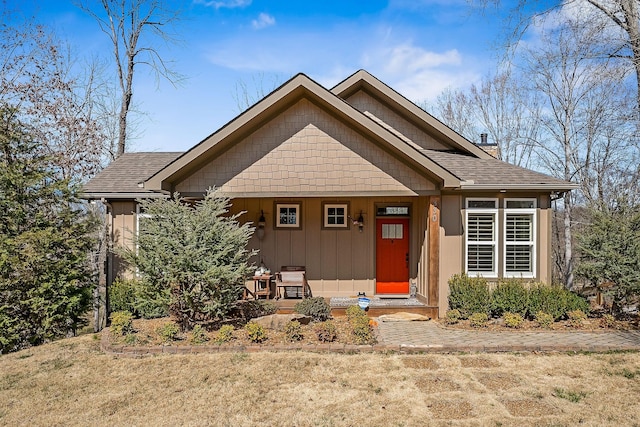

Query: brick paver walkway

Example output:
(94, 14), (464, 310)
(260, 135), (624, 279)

(376, 320), (640, 353)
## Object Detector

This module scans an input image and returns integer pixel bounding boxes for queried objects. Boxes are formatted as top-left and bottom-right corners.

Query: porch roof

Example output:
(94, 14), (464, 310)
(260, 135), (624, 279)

(81, 152), (182, 199)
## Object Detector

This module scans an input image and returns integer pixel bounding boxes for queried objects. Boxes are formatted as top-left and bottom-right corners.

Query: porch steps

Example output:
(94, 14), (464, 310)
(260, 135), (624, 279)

(273, 297), (438, 319)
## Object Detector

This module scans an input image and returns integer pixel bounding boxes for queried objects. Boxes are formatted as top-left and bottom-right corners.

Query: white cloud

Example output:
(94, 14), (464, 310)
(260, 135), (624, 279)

(252, 13), (276, 30)
(193, 0), (251, 9)
(360, 41), (476, 101)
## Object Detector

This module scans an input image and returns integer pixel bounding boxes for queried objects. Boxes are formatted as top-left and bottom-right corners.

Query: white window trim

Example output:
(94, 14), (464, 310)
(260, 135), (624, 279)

(276, 203), (300, 228)
(465, 198), (498, 278)
(503, 198), (536, 278)
(323, 203), (348, 228)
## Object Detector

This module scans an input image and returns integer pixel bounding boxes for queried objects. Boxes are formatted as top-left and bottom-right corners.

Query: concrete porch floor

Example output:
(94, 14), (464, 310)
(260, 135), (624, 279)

(270, 296), (438, 318)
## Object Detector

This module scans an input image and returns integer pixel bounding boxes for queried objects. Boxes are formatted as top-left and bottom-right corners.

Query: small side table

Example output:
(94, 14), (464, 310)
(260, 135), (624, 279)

(252, 274), (274, 299)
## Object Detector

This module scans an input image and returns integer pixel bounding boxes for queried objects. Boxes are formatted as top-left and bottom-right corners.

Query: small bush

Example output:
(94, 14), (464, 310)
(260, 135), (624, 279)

(124, 333), (138, 345)
(233, 300), (278, 321)
(157, 322), (180, 343)
(491, 279), (529, 318)
(535, 311), (554, 329)
(503, 312), (524, 328)
(600, 314), (616, 329)
(564, 292), (590, 316)
(190, 325), (209, 344)
(567, 310), (587, 328)
(528, 284), (588, 321)
(109, 311), (134, 336)
(448, 274), (490, 319)
(213, 324), (235, 344)
(345, 305), (365, 321)
(346, 305), (375, 344)
(244, 321), (267, 343)
(351, 315), (375, 344)
(315, 321), (337, 343)
(284, 321), (303, 342)
(109, 279), (138, 314)
(469, 312), (488, 328)
(294, 297), (331, 321)
(444, 309), (462, 325)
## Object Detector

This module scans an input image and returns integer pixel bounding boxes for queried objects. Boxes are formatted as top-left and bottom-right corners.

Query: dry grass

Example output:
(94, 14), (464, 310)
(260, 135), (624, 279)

(1, 335), (640, 426)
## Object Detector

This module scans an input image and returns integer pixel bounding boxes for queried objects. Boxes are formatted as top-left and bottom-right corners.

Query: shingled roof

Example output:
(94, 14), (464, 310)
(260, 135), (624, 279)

(82, 152), (183, 199)
(420, 149), (576, 191)
(81, 70), (577, 199)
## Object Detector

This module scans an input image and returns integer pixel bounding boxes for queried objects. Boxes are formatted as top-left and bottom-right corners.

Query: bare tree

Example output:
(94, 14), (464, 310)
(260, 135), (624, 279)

(232, 72), (285, 113)
(0, 8), (108, 182)
(522, 14), (635, 289)
(78, 0), (183, 157)
(428, 72), (540, 167)
(473, 0), (640, 116)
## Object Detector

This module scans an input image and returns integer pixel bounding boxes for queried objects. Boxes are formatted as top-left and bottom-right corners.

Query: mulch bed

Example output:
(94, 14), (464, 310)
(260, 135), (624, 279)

(110, 316), (370, 348)
(437, 316), (640, 332)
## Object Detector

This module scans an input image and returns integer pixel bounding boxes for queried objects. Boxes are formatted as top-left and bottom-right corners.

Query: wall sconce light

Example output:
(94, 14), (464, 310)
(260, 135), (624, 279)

(257, 210), (266, 240)
(357, 211), (364, 233)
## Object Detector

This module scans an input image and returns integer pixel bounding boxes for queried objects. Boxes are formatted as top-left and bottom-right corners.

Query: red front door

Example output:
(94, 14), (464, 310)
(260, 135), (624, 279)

(376, 218), (410, 294)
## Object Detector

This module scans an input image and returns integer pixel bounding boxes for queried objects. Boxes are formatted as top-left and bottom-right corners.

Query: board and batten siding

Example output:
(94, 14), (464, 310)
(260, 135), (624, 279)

(231, 196), (431, 298)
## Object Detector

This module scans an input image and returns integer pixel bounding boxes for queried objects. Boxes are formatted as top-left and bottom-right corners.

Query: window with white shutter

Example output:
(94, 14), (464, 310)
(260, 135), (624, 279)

(504, 199), (536, 277)
(465, 199), (498, 277)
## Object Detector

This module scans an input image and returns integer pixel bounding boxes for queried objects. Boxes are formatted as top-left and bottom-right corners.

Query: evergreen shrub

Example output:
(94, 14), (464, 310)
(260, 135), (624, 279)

(469, 312), (489, 328)
(294, 297), (331, 321)
(315, 321), (337, 343)
(448, 274), (490, 318)
(503, 312), (524, 328)
(109, 311), (134, 336)
(491, 279), (529, 318)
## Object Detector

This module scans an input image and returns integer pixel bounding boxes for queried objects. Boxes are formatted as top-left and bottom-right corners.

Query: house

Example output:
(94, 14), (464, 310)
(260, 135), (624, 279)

(82, 70), (577, 318)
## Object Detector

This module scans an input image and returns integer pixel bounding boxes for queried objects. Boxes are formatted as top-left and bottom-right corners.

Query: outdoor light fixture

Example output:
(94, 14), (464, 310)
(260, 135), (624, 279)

(257, 210), (266, 240)
(357, 211), (364, 232)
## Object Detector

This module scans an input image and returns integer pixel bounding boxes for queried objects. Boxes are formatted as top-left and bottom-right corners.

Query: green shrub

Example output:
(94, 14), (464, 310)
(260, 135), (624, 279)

(315, 321), (337, 343)
(284, 321), (303, 342)
(469, 312), (489, 328)
(491, 279), (529, 318)
(157, 322), (180, 343)
(124, 333), (139, 345)
(213, 324), (235, 344)
(444, 309), (462, 325)
(109, 311), (134, 336)
(120, 189), (255, 331)
(567, 310), (587, 328)
(528, 284), (588, 321)
(448, 274), (490, 318)
(600, 314), (616, 329)
(190, 325), (209, 344)
(535, 311), (554, 329)
(233, 300), (278, 321)
(345, 306), (375, 344)
(108, 278), (138, 314)
(345, 305), (365, 321)
(351, 316), (375, 344)
(503, 312), (524, 328)
(564, 292), (590, 316)
(294, 297), (331, 321)
(244, 321), (267, 343)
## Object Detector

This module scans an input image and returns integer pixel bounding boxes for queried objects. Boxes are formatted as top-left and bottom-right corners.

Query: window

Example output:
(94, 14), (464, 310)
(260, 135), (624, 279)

(323, 203), (348, 228)
(465, 198), (498, 277)
(381, 223), (403, 239)
(276, 203), (300, 228)
(504, 199), (536, 277)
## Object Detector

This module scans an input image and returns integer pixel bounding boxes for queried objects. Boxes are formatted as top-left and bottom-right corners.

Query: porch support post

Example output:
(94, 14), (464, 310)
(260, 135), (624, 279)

(428, 196), (440, 307)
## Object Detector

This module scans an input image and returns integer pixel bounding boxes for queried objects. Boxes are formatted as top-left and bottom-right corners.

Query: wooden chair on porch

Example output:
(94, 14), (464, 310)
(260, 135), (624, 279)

(276, 266), (312, 299)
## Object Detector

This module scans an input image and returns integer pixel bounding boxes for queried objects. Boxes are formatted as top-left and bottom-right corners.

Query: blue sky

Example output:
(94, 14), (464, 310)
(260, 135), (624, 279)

(12, 0), (516, 152)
